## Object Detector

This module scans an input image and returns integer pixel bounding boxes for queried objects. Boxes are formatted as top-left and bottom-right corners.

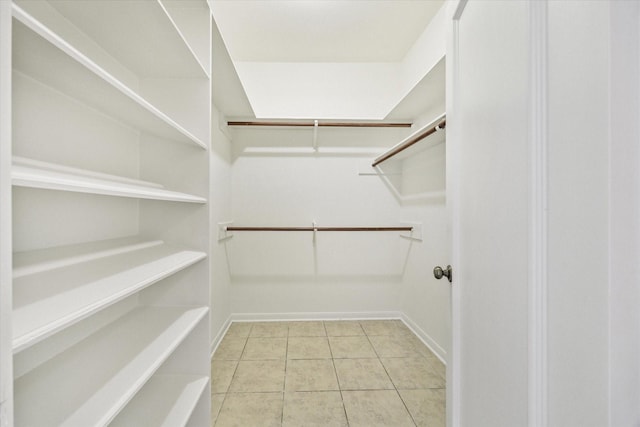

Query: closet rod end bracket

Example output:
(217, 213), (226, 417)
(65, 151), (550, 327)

(399, 221), (423, 241)
(218, 221), (235, 241)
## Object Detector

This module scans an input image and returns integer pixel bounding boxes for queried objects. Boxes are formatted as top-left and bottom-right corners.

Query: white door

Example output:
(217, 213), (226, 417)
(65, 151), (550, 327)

(446, 1), (535, 426)
(447, 1), (640, 426)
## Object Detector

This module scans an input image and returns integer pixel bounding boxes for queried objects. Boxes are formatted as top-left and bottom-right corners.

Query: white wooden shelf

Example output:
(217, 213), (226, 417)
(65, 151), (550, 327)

(12, 5), (207, 149)
(110, 375), (209, 427)
(12, 157), (207, 203)
(14, 306), (209, 427)
(44, 0), (210, 79)
(13, 241), (207, 352)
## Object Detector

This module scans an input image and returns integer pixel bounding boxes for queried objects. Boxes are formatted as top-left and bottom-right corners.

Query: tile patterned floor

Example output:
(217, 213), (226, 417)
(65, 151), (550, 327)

(211, 320), (445, 427)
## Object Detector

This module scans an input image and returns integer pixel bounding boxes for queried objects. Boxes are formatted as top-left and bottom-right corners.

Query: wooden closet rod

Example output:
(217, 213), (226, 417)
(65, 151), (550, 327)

(226, 226), (413, 232)
(372, 118), (446, 167)
(227, 121), (412, 128)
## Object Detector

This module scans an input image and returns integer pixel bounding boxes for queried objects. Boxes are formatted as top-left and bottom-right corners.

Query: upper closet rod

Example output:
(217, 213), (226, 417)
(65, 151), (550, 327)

(227, 121), (412, 128)
(226, 226), (412, 232)
(371, 117), (446, 167)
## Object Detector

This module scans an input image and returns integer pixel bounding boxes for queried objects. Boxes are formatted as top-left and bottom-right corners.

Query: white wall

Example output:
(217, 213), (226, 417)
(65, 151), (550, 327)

(226, 122), (450, 357)
(399, 110), (450, 358)
(234, 62), (400, 120)
(228, 127), (407, 316)
(209, 105), (233, 347)
(396, 4), (446, 111)
(228, 4), (446, 120)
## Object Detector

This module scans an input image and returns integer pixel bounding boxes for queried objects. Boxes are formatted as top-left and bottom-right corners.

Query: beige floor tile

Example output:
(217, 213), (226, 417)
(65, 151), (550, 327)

(399, 389), (446, 427)
(381, 357), (445, 389)
(406, 335), (439, 359)
(285, 359), (339, 391)
(212, 319), (447, 426)
(342, 390), (415, 427)
(287, 337), (331, 359)
(242, 337), (287, 360)
(283, 391), (348, 427)
(368, 335), (423, 358)
(213, 337), (247, 360)
(328, 336), (377, 358)
(211, 360), (238, 393)
(250, 322), (288, 337)
(360, 319), (409, 336)
(225, 322), (253, 338)
(287, 321), (326, 337)
(334, 358), (394, 390)
(429, 357), (446, 381)
(394, 320), (413, 335)
(211, 393), (225, 425)
(215, 392), (283, 427)
(229, 360), (285, 392)
(324, 321), (365, 336)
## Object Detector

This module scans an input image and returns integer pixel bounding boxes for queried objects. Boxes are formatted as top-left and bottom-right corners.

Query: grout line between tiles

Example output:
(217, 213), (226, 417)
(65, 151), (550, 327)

(212, 332), (249, 427)
(395, 387), (419, 427)
(363, 320), (419, 427)
(374, 345), (418, 425)
(281, 325), (289, 426)
(325, 321), (351, 427)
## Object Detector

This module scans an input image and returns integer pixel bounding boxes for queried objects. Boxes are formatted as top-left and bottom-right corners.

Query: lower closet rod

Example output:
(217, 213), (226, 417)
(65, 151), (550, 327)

(226, 226), (413, 232)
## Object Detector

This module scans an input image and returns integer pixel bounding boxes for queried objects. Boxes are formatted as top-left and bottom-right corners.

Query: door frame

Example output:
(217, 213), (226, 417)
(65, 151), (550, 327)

(444, 1), (464, 426)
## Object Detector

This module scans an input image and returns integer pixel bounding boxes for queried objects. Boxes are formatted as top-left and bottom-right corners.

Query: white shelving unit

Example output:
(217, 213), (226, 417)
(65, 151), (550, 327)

(14, 306), (208, 427)
(2, 0), (212, 424)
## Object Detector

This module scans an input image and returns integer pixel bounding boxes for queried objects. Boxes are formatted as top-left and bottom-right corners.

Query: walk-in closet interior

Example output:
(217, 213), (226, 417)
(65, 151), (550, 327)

(0, 1), (449, 425)
(4, 0), (640, 426)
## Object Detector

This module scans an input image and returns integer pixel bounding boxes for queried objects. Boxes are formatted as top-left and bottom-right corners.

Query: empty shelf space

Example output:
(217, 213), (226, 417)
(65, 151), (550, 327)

(13, 242), (207, 352)
(41, 0), (209, 79)
(13, 236), (163, 279)
(12, 6), (207, 149)
(12, 157), (207, 203)
(14, 306), (209, 427)
(110, 375), (208, 427)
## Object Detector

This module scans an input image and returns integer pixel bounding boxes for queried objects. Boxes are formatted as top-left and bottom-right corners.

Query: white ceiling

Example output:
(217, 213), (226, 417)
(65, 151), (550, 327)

(211, 0), (444, 63)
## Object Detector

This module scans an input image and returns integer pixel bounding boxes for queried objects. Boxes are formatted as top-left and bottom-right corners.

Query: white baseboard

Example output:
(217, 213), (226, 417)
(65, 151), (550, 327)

(400, 313), (447, 364)
(210, 312), (401, 358)
(210, 316), (232, 358)
(229, 311), (403, 322)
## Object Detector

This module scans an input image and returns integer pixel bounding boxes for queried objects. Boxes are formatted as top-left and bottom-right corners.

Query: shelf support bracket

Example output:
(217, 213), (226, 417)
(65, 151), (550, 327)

(312, 120), (318, 151)
(312, 220), (318, 245)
